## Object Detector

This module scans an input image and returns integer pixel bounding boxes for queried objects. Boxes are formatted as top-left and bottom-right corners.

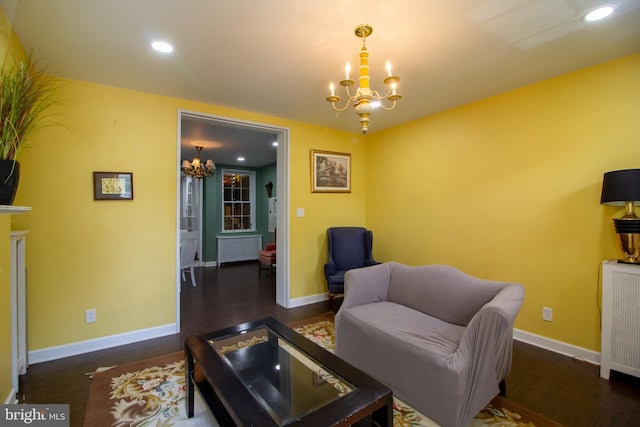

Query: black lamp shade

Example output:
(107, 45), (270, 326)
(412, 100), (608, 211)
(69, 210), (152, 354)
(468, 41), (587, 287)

(600, 169), (640, 206)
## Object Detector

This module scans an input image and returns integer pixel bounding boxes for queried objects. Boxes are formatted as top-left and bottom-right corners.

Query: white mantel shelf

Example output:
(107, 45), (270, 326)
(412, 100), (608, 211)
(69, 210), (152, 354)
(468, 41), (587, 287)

(0, 206), (31, 214)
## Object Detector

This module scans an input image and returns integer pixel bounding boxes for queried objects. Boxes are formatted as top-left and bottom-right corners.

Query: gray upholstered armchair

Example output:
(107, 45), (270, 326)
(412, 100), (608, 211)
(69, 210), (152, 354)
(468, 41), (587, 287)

(335, 262), (524, 427)
(323, 227), (378, 299)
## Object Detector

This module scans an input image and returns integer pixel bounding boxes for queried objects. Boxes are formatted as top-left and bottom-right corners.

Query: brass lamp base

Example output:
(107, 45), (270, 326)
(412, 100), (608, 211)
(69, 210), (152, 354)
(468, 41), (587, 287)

(613, 217), (640, 263)
(616, 233), (640, 263)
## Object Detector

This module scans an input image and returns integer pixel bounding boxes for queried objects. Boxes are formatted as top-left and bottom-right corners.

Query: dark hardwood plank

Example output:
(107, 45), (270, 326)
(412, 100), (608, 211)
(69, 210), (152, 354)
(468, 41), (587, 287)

(507, 340), (640, 426)
(18, 262), (640, 426)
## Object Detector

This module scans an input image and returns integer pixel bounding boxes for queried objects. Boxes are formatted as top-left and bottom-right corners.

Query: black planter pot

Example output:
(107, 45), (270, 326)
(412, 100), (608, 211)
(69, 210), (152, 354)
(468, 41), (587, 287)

(0, 160), (20, 205)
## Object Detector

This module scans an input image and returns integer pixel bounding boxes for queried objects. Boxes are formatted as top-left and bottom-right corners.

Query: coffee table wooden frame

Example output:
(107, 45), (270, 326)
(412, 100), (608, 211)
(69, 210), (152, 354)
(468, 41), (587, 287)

(185, 316), (392, 426)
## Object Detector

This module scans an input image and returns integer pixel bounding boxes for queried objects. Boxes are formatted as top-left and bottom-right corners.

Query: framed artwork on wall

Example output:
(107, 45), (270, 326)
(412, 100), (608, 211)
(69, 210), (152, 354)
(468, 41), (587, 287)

(93, 171), (133, 200)
(310, 150), (351, 193)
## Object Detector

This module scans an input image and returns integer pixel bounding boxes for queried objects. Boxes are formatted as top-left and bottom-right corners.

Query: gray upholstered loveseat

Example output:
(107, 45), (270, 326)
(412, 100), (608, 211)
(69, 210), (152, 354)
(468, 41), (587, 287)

(335, 262), (524, 427)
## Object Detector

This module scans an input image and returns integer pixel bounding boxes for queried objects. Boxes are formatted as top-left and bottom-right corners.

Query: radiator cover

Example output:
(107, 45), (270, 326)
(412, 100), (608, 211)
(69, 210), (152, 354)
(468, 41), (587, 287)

(600, 260), (640, 380)
(217, 234), (263, 265)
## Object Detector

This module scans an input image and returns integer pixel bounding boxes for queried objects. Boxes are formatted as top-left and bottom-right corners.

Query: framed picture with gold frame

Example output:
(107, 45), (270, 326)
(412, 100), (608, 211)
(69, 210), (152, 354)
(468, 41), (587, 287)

(93, 171), (133, 200)
(310, 150), (351, 193)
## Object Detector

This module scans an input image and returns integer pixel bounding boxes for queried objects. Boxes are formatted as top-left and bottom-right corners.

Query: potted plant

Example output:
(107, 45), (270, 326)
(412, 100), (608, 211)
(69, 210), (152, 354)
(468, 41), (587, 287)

(0, 52), (58, 205)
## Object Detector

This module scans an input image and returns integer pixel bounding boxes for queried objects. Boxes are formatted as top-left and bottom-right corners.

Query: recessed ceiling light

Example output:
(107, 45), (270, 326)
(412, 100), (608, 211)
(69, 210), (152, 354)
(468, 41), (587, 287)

(237, 157), (245, 162)
(584, 5), (616, 22)
(151, 40), (173, 53)
(272, 141), (278, 147)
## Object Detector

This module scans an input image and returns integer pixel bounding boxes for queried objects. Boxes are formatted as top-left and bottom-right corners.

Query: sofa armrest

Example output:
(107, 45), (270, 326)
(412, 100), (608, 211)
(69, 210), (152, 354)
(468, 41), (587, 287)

(339, 262), (392, 311)
(452, 284), (524, 415)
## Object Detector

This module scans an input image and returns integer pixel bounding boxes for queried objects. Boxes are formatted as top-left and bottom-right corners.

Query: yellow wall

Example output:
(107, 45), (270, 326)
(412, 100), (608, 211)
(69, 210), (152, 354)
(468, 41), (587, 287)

(289, 129), (367, 297)
(365, 53), (640, 351)
(7, 77), (365, 351)
(12, 81), (179, 348)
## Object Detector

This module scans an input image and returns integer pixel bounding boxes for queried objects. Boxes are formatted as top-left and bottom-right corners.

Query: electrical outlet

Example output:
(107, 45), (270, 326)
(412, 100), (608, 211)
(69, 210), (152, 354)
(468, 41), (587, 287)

(86, 309), (97, 323)
(542, 307), (552, 322)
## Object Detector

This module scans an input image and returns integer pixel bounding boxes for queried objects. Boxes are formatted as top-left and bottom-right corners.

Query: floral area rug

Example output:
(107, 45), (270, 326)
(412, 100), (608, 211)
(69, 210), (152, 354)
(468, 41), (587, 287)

(83, 351), (218, 427)
(84, 315), (563, 426)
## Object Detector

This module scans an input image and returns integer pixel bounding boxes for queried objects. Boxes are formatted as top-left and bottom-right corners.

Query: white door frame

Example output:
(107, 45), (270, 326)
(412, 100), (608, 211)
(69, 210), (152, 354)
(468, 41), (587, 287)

(175, 110), (291, 331)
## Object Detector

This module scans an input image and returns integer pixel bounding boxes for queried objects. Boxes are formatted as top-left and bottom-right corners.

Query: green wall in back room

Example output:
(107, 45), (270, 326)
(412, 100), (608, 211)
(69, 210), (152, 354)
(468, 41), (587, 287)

(202, 163), (277, 263)
(257, 163), (277, 246)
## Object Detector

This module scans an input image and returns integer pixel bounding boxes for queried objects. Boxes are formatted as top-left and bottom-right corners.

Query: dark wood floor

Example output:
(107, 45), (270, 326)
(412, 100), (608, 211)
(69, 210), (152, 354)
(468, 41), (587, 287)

(18, 262), (640, 427)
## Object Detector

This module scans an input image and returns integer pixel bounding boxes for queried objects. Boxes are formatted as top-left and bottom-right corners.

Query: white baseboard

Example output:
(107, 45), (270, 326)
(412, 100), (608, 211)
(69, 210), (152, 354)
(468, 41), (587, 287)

(288, 292), (328, 308)
(4, 388), (17, 404)
(28, 323), (178, 364)
(513, 328), (600, 365)
(202, 261), (217, 267)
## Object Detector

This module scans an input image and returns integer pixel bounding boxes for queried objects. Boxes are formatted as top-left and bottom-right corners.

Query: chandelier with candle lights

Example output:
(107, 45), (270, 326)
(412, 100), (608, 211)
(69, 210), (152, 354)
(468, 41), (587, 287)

(326, 24), (401, 135)
(182, 146), (215, 179)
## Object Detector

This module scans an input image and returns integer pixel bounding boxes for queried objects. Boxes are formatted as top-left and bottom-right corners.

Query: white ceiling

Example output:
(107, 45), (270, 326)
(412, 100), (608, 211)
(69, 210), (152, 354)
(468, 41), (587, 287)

(2, 0), (639, 167)
(180, 113), (278, 168)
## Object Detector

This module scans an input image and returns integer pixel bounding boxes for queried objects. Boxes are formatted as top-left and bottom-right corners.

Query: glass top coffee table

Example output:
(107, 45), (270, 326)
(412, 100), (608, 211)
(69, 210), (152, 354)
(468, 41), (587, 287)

(185, 317), (392, 426)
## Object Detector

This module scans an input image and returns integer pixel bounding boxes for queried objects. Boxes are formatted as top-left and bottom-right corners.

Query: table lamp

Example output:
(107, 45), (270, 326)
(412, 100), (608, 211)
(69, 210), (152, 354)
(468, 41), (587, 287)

(600, 169), (640, 263)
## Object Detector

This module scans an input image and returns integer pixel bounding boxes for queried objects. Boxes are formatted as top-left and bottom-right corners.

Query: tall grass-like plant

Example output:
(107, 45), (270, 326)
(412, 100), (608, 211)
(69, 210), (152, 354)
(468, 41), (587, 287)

(0, 52), (58, 162)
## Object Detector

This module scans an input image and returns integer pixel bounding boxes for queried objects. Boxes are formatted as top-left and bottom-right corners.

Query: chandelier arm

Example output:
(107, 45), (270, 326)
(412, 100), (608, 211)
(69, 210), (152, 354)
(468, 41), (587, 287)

(370, 88), (401, 110)
(344, 85), (361, 102)
(329, 99), (353, 112)
(369, 90), (385, 100)
(376, 99), (399, 111)
(371, 88), (394, 100)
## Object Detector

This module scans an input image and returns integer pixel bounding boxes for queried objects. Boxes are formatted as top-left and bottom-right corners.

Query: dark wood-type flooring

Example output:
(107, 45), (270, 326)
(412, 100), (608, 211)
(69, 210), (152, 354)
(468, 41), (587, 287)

(18, 262), (640, 426)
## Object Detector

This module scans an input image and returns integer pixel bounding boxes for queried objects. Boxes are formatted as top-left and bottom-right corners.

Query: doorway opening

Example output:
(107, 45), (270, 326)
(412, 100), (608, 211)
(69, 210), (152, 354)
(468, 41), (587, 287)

(175, 110), (290, 330)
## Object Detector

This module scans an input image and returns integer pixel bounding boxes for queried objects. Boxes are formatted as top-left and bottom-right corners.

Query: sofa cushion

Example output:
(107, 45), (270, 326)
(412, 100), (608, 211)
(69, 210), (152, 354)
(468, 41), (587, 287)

(388, 262), (508, 326)
(341, 301), (466, 361)
(336, 301), (468, 425)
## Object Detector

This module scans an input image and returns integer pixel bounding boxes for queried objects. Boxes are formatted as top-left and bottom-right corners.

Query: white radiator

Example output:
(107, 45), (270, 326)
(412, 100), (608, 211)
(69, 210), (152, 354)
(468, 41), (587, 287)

(600, 260), (640, 380)
(217, 234), (263, 265)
